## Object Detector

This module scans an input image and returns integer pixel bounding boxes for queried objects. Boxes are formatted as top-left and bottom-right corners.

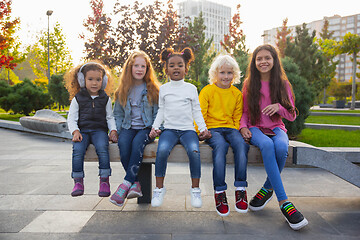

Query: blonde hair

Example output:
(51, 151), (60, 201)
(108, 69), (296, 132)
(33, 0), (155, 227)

(115, 50), (160, 107)
(208, 55), (241, 84)
(64, 60), (113, 100)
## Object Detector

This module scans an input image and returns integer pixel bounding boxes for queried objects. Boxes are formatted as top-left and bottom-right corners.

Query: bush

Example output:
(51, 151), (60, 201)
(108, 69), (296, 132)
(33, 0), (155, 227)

(327, 79), (352, 100)
(48, 74), (70, 110)
(282, 57), (314, 137)
(0, 78), (52, 115)
(0, 80), (12, 112)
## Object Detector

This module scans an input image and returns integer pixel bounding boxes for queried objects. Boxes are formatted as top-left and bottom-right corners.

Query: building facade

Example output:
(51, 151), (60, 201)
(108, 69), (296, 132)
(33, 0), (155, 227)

(178, 0), (231, 51)
(263, 14), (360, 82)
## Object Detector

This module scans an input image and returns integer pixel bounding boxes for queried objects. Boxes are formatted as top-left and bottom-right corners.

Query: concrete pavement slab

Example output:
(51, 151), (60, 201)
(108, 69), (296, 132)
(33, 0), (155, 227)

(81, 211), (226, 234)
(20, 211), (96, 233)
(0, 211), (44, 233)
(0, 233), (172, 240)
(1, 127), (360, 239)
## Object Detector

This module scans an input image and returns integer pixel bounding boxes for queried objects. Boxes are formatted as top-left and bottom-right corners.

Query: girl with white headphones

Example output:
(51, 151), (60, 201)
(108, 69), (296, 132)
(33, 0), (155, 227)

(65, 60), (118, 198)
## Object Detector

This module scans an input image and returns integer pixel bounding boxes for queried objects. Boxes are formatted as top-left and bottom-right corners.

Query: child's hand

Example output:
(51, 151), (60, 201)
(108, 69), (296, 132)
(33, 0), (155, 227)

(72, 130), (82, 142)
(262, 103), (280, 116)
(199, 129), (211, 141)
(240, 127), (251, 144)
(109, 130), (118, 143)
(149, 128), (161, 139)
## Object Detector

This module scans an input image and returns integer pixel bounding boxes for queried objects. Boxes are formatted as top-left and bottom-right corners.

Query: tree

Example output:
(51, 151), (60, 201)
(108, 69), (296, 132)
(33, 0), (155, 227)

(110, 0), (168, 71)
(317, 19), (337, 104)
(284, 23), (327, 101)
(154, 0), (189, 79)
(220, 4), (249, 85)
(338, 33), (360, 110)
(48, 74), (69, 111)
(276, 18), (292, 58)
(187, 12), (215, 84)
(0, 78), (52, 115)
(27, 22), (73, 81)
(0, 0), (25, 83)
(81, 0), (116, 68)
(281, 57), (313, 137)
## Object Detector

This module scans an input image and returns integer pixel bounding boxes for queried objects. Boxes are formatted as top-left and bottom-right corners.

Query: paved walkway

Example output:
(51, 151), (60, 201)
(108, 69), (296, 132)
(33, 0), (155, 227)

(0, 128), (359, 239)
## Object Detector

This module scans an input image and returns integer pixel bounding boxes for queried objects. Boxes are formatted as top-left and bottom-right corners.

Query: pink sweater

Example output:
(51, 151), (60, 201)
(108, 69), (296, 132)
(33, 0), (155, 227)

(240, 80), (296, 133)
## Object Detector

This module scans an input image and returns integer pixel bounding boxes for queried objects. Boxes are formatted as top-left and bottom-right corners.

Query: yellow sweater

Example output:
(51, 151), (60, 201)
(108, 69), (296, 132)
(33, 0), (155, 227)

(199, 84), (243, 130)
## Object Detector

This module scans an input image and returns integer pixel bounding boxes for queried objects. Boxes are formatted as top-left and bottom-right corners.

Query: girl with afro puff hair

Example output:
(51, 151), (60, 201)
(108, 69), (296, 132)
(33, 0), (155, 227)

(149, 47), (211, 208)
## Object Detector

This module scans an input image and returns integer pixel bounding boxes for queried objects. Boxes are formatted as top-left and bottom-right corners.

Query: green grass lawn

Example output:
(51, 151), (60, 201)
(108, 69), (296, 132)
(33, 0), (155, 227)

(296, 129), (360, 147)
(305, 115), (360, 126)
(0, 113), (31, 121)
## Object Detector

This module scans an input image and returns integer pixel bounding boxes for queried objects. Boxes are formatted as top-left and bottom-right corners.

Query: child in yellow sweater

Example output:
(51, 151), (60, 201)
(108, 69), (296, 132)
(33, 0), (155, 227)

(199, 55), (249, 216)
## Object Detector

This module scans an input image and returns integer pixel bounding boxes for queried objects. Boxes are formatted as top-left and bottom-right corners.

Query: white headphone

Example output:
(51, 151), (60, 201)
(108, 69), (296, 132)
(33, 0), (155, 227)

(77, 62), (108, 90)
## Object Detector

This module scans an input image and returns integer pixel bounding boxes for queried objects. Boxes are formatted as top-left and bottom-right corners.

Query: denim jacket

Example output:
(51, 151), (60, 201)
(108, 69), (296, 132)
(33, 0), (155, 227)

(113, 86), (158, 131)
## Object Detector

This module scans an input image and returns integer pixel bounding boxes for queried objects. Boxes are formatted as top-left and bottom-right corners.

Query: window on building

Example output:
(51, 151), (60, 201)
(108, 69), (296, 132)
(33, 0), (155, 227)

(329, 18), (341, 24)
(347, 16), (355, 23)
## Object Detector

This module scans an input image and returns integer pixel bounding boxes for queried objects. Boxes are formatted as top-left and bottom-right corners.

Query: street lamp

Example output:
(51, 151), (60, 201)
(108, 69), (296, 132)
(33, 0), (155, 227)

(46, 10), (53, 85)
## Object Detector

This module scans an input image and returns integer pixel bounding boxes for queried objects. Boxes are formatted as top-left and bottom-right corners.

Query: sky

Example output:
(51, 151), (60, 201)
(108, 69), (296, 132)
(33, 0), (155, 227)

(11, 0), (360, 65)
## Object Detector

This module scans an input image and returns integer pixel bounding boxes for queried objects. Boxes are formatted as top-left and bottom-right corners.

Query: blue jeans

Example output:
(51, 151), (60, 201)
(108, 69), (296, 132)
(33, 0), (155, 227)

(249, 127), (289, 201)
(72, 129), (111, 178)
(206, 128), (249, 191)
(155, 129), (201, 179)
(118, 128), (153, 183)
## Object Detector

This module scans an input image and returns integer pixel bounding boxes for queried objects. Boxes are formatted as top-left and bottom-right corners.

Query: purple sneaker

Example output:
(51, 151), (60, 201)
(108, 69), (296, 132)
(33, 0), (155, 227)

(71, 178), (84, 197)
(109, 183), (130, 207)
(98, 177), (111, 197)
(127, 181), (143, 199)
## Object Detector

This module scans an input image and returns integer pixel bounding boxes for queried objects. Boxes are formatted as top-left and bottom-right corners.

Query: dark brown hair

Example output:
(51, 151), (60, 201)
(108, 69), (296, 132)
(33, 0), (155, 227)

(160, 47), (195, 72)
(64, 60), (113, 100)
(243, 44), (296, 125)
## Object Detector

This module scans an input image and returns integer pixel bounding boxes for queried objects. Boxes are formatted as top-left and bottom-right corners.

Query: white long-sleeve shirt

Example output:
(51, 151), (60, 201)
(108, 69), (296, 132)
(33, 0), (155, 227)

(152, 79), (207, 132)
(67, 96), (117, 134)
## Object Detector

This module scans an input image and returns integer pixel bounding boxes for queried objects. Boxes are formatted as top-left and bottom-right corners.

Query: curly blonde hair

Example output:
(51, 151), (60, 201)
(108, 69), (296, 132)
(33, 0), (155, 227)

(208, 55), (241, 85)
(64, 60), (114, 100)
(115, 50), (160, 107)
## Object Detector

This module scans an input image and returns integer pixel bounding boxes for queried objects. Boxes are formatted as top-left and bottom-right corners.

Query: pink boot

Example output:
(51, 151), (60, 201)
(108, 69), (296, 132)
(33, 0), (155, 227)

(71, 178), (84, 197)
(98, 177), (111, 197)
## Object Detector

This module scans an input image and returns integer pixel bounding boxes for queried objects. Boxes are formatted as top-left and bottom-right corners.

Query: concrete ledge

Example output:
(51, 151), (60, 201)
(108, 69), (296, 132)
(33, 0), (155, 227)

(84, 140), (294, 165)
(0, 120), (72, 139)
(310, 112), (360, 117)
(305, 123), (360, 131)
(292, 141), (360, 188)
(19, 109), (68, 133)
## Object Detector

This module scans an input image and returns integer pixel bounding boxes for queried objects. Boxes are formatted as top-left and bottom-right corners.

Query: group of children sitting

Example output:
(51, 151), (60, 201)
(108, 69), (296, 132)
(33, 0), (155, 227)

(65, 44), (308, 231)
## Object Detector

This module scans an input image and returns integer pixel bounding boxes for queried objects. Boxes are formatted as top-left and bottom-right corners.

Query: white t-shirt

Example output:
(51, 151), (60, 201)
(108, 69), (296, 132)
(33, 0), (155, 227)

(152, 79), (207, 132)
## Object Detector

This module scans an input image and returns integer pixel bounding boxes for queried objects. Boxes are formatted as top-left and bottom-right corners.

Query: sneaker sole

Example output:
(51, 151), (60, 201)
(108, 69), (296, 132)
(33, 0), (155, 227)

(249, 195), (273, 211)
(191, 201), (202, 208)
(127, 191), (143, 199)
(98, 192), (111, 197)
(285, 217), (308, 230)
(235, 206), (248, 213)
(109, 198), (124, 207)
(71, 191), (84, 197)
(216, 209), (230, 217)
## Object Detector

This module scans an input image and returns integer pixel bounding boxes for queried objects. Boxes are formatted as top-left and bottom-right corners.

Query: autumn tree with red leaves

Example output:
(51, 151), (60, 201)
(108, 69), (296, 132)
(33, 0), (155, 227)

(221, 4), (247, 55)
(0, 0), (24, 83)
(220, 4), (248, 85)
(276, 18), (292, 58)
(81, 0), (115, 67)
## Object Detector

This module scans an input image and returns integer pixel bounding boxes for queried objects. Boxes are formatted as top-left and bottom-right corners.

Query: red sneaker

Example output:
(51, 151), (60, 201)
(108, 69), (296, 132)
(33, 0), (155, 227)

(214, 191), (230, 217)
(235, 190), (248, 213)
